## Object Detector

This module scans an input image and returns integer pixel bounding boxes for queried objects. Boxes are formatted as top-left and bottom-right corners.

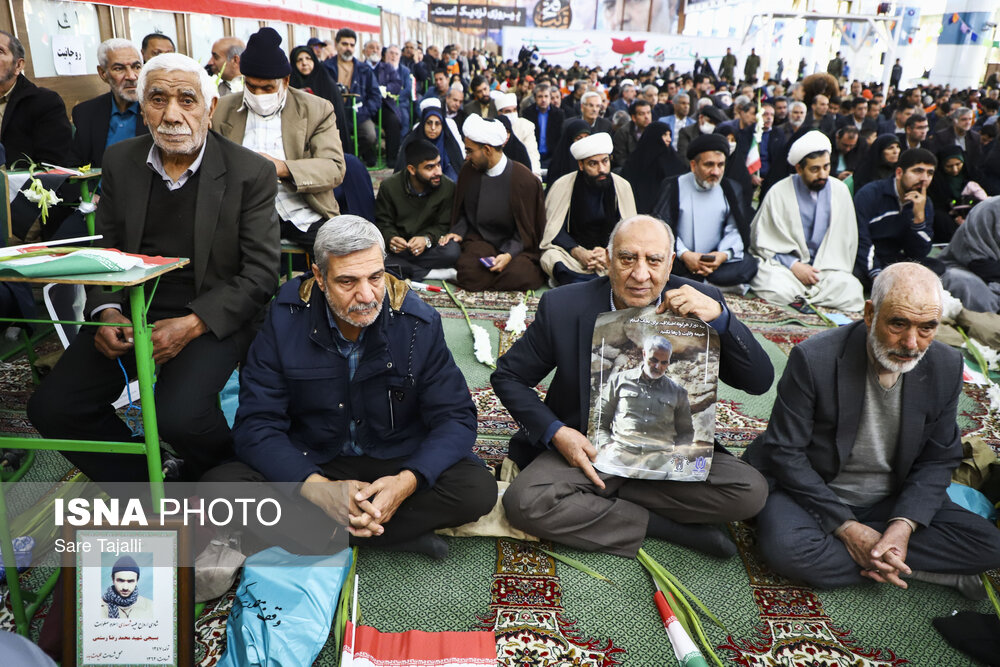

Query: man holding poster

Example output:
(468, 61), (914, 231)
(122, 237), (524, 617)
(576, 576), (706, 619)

(492, 215), (772, 558)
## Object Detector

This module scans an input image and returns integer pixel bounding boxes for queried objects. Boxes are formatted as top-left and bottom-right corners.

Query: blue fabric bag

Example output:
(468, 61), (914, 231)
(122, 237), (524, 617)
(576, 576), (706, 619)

(217, 547), (352, 667)
(947, 482), (998, 522)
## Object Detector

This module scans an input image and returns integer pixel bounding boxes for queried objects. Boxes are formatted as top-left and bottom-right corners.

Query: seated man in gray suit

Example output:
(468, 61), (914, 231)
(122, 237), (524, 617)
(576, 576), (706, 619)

(744, 262), (1000, 595)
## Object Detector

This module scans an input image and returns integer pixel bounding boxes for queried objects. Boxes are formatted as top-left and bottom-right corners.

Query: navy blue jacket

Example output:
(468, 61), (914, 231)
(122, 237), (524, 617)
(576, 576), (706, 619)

(325, 57), (382, 125)
(233, 275), (478, 486)
(853, 176), (933, 281)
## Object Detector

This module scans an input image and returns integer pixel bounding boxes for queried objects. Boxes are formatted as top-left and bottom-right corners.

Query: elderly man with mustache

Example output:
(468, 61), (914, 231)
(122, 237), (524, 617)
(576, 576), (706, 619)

(28, 52), (280, 483)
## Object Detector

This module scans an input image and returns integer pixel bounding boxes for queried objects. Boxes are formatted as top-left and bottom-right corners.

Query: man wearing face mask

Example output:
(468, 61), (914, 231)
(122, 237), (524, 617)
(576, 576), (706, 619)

(651, 134), (757, 288)
(496, 92), (541, 177)
(214, 27), (345, 253)
(540, 132), (637, 285)
(676, 103), (725, 161)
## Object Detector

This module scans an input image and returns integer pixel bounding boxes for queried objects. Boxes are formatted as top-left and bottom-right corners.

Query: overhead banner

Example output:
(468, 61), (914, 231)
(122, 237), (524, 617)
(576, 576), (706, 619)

(502, 27), (730, 71)
(70, 0), (382, 32)
(428, 2), (526, 31)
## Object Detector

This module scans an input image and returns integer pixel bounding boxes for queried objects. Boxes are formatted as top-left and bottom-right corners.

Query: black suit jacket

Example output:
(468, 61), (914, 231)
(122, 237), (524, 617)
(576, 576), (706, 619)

(587, 117), (614, 136)
(87, 132), (281, 353)
(0, 75), (75, 168)
(744, 321), (963, 533)
(931, 127), (983, 173)
(492, 276), (774, 468)
(522, 104), (564, 156)
(835, 115), (877, 135)
(71, 92), (149, 169)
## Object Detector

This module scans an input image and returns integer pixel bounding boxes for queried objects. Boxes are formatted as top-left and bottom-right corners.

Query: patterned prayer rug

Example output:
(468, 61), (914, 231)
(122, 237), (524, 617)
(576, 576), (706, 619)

(476, 539), (626, 666)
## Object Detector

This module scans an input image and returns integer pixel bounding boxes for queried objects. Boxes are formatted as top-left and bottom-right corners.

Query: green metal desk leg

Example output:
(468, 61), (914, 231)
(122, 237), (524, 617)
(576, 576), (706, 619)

(79, 180), (96, 237)
(128, 285), (165, 506)
(0, 479), (28, 635)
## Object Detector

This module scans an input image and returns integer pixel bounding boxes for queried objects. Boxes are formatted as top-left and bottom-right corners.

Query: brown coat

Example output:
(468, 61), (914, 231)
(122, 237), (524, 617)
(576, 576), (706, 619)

(214, 86), (345, 220)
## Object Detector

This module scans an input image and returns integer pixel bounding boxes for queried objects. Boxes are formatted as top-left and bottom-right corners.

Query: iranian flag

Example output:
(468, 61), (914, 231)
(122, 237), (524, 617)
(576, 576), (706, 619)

(746, 137), (762, 174)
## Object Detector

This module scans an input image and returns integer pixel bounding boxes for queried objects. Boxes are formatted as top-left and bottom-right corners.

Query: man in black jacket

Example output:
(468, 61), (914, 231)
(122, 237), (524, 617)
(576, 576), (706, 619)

(72, 38), (149, 169)
(652, 134), (757, 287)
(0, 31), (75, 168)
(492, 215), (772, 558)
(522, 83), (564, 167)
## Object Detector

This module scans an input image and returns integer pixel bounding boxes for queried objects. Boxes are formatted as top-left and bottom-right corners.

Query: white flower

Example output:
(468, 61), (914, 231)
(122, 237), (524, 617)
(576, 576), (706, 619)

(988, 382), (1000, 414)
(966, 338), (1000, 371)
(505, 298), (528, 334)
(471, 324), (495, 367)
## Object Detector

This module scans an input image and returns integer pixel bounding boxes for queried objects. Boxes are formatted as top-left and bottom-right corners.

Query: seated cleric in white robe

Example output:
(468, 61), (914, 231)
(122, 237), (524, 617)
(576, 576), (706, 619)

(749, 131), (864, 311)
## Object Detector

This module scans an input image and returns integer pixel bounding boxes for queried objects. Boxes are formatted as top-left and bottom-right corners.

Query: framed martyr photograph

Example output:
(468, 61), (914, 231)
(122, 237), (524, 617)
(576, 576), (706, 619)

(62, 520), (194, 667)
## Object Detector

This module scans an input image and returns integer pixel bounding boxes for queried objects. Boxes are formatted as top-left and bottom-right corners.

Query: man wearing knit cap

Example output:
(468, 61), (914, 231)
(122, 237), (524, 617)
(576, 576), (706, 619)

(540, 132), (637, 285)
(100, 555), (153, 619)
(438, 115), (546, 291)
(749, 131), (864, 311)
(496, 92), (541, 176)
(214, 27), (345, 253)
(651, 133), (758, 288)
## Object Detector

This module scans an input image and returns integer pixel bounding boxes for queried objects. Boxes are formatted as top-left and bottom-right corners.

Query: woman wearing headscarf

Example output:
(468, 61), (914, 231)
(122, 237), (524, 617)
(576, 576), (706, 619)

(852, 133), (901, 192)
(289, 45), (351, 154)
(544, 118), (592, 189)
(620, 121), (686, 214)
(496, 114), (532, 173)
(929, 145), (989, 243)
(394, 106), (464, 181)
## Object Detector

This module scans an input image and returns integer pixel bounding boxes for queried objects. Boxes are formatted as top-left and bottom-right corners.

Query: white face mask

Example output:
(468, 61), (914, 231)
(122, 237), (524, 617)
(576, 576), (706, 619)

(728, 141), (738, 154)
(504, 111), (518, 124)
(244, 85), (286, 117)
(699, 122), (715, 134)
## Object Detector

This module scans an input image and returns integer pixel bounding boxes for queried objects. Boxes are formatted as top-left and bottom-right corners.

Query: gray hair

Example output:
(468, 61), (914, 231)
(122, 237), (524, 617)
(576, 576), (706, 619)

(226, 41), (245, 60)
(644, 335), (673, 357)
(534, 83), (551, 96)
(870, 262), (944, 317)
(952, 106), (973, 121)
(313, 215), (386, 278)
(696, 97), (713, 110)
(606, 215), (675, 262)
(789, 101), (807, 113)
(643, 84), (658, 96)
(98, 38), (139, 69)
(137, 52), (218, 106)
(0, 30), (24, 62)
(672, 92), (690, 104)
(581, 91), (602, 105)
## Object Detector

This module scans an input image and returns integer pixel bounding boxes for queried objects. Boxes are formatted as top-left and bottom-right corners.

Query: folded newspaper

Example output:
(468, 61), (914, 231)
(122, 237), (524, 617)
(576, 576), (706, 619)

(0, 248), (150, 277)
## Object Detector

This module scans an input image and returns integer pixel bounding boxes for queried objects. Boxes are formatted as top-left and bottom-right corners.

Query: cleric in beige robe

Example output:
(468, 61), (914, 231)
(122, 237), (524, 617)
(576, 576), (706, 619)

(749, 131), (864, 311)
(540, 132), (637, 285)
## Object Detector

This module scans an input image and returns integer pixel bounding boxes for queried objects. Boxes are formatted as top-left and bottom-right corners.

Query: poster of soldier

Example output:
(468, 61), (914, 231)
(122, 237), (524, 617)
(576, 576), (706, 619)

(587, 307), (720, 481)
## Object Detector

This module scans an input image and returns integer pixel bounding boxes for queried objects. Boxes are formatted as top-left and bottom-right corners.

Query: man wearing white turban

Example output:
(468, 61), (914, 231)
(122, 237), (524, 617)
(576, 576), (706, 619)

(438, 115), (546, 291)
(540, 132), (637, 285)
(749, 131), (865, 311)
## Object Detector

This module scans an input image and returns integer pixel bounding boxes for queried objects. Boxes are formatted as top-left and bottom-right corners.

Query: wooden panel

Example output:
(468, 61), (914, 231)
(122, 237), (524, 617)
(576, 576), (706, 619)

(0, 0), (15, 35)
(35, 74), (106, 116)
(174, 13), (188, 56)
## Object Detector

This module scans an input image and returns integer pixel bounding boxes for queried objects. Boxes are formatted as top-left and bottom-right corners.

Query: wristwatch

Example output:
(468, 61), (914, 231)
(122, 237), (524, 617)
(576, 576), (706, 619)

(425, 236), (432, 249)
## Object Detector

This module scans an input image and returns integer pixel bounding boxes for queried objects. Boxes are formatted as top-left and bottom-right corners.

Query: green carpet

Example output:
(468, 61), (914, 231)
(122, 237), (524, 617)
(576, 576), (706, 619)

(2, 287), (998, 666)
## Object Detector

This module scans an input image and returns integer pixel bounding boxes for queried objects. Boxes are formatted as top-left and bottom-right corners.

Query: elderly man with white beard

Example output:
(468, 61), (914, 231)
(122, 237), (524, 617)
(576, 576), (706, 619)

(28, 52), (280, 483)
(744, 263), (1000, 596)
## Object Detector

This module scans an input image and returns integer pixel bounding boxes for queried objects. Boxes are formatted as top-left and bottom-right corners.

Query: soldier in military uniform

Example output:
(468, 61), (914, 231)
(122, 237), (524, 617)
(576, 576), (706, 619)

(594, 336), (693, 479)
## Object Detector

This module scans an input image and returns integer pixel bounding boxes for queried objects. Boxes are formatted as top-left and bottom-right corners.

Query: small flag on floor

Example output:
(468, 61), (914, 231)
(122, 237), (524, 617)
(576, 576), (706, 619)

(341, 623), (496, 666)
(654, 589), (710, 666)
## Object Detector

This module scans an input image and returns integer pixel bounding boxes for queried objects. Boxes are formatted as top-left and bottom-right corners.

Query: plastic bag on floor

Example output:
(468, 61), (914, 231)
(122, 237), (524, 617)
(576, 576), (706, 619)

(216, 546), (352, 667)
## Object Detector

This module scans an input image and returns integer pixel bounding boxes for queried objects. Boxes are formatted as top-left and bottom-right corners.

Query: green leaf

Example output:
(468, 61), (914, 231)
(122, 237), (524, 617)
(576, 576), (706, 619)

(959, 326), (993, 380)
(984, 574), (1000, 623)
(511, 540), (615, 584)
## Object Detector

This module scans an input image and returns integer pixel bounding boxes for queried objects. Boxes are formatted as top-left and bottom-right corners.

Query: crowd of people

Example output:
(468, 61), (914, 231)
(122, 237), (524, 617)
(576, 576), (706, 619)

(2, 22), (1000, 633)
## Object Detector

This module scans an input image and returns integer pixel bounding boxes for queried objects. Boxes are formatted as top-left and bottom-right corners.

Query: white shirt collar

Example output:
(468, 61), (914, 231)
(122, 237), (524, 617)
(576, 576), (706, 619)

(145, 139), (208, 191)
(485, 153), (508, 177)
